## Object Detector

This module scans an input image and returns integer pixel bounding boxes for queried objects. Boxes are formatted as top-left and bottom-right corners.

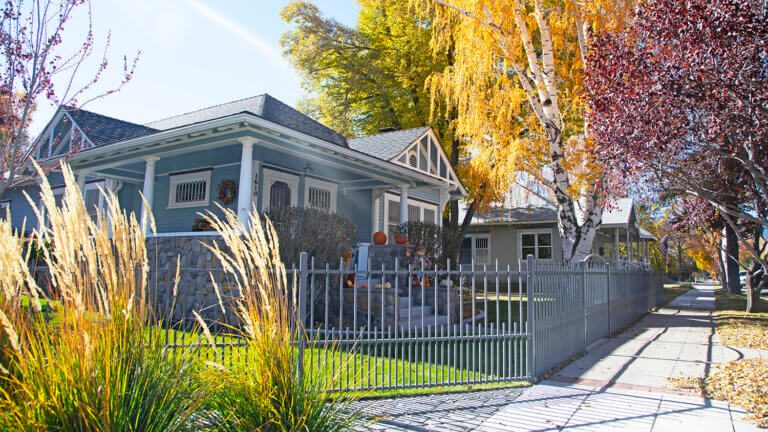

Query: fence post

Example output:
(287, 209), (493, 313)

(581, 261), (588, 352)
(526, 254), (535, 380)
(297, 252), (308, 384)
(606, 263), (612, 337)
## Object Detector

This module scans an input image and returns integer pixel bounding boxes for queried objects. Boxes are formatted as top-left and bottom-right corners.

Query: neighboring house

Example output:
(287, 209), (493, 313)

(3, 94), (466, 242)
(458, 198), (655, 266)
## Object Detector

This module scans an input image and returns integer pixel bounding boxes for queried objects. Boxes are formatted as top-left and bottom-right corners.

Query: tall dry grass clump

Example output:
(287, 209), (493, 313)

(0, 163), (208, 431)
(200, 207), (360, 432)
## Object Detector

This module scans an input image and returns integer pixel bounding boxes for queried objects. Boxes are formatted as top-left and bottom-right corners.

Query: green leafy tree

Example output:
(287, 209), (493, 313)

(281, 0), (447, 138)
(281, 1), (499, 242)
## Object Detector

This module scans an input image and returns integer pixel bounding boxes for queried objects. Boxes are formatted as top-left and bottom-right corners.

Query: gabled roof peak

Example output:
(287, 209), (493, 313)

(348, 126), (432, 161)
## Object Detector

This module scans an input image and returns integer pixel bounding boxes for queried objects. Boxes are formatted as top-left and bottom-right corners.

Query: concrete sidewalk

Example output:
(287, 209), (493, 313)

(478, 285), (762, 431)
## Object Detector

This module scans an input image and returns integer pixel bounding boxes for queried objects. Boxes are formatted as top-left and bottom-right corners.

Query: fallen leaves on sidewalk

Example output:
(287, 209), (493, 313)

(670, 358), (768, 427)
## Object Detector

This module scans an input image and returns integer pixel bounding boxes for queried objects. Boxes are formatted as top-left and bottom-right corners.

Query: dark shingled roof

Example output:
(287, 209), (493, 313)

(348, 126), (431, 160)
(145, 94), (348, 147)
(474, 199), (637, 226)
(66, 108), (157, 147)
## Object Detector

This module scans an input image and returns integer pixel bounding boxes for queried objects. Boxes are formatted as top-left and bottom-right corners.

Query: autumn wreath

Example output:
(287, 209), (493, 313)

(217, 179), (237, 206)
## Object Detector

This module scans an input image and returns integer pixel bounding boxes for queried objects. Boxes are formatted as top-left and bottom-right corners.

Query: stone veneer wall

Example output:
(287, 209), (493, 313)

(146, 234), (239, 326)
(145, 235), (463, 330)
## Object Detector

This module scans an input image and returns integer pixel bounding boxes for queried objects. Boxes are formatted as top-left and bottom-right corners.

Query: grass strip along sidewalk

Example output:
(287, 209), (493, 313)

(671, 287), (768, 427)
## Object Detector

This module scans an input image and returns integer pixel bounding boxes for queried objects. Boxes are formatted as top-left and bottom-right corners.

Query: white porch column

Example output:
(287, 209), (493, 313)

(371, 188), (384, 235)
(626, 230), (631, 261)
(76, 170), (89, 200)
(437, 186), (451, 226)
(399, 184), (409, 224)
(237, 138), (256, 224)
(140, 157), (158, 233)
(100, 179), (119, 233)
(614, 227), (620, 262)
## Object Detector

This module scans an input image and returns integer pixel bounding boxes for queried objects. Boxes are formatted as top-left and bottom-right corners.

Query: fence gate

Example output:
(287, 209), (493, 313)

(293, 252), (532, 392)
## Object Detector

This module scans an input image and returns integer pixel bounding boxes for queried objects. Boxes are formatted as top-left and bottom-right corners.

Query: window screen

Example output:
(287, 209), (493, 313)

(168, 170), (211, 208)
(475, 236), (489, 264)
(408, 204), (420, 222)
(270, 181), (291, 209)
(423, 208), (436, 224)
(308, 186), (331, 209)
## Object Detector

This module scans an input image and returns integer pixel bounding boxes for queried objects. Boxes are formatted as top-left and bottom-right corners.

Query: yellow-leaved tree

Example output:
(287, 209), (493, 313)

(414, 0), (635, 263)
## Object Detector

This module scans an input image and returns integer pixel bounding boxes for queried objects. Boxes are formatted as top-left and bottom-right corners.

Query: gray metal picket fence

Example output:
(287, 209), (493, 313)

(291, 253), (663, 391)
(127, 253), (662, 392)
(526, 256), (663, 377)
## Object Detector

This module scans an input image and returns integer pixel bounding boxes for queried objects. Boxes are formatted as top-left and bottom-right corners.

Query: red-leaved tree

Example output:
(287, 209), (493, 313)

(0, 0), (139, 199)
(585, 0), (767, 310)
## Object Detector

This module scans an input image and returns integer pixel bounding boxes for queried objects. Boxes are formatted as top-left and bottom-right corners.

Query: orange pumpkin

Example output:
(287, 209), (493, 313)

(395, 234), (408, 244)
(373, 231), (387, 245)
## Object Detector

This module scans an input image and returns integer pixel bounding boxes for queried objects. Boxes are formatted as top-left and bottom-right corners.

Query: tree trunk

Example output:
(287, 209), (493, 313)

(448, 136), (460, 230)
(747, 271), (764, 313)
(677, 244), (684, 281)
(725, 223), (741, 294)
(715, 238), (727, 289)
(746, 223), (765, 313)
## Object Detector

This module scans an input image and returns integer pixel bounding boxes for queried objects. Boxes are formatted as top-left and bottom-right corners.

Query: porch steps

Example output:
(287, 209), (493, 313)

(395, 315), (450, 330)
(395, 298), (450, 329)
(398, 305), (432, 317)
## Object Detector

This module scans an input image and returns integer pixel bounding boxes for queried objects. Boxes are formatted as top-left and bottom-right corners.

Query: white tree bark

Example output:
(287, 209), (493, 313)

(432, 0), (605, 264)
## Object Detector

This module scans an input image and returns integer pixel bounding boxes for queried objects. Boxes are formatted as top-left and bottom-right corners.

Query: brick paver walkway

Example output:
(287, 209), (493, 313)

(354, 284), (765, 431)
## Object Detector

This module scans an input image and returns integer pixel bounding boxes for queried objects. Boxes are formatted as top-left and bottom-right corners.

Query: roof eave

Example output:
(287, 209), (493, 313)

(69, 112), (459, 190)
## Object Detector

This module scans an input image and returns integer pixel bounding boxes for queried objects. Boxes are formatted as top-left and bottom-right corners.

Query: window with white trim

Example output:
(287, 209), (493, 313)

(387, 199), (400, 242)
(262, 168), (298, 210)
(304, 178), (338, 211)
(408, 204), (420, 222)
(51, 181), (104, 221)
(382, 192), (439, 243)
(458, 234), (491, 265)
(520, 230), (553, 260)
(167, 170), (211, 209)
(423, 208), (436, 224)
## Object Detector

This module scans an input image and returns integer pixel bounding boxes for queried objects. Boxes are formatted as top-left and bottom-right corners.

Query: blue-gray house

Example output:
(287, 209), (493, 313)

(5, 94), (465, 243)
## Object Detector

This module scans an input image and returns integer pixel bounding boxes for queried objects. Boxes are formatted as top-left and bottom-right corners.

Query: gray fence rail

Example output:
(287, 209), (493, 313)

(291, 253), (662, 392)
(29, 254), (662, 392)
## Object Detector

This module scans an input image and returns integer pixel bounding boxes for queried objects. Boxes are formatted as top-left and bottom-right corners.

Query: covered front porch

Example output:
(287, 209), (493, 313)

(66, 111), (462, 241)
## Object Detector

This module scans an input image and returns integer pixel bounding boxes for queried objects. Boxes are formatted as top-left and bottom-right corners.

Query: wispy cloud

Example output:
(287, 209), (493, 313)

(184, 0), (288, 68)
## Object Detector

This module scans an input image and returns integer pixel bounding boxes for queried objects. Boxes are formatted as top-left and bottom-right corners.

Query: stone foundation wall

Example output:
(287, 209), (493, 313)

(145, 236), (463, 329)
(146, 235), (239, 325)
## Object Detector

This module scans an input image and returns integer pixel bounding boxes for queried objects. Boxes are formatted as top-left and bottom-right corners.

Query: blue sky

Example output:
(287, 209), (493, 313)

(30, 0), (359, 136)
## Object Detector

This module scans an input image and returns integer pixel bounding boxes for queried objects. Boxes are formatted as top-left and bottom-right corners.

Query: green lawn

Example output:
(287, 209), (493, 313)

(17, 296), (530, 396)
(660, 283), (693, 307)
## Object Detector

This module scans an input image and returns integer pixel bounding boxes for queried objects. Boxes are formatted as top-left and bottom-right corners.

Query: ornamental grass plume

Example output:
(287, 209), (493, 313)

(0, 162), (209, 431)
(199, 206), (361, 432)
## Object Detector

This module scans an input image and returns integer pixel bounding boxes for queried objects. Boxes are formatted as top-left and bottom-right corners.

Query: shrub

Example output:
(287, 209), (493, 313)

(199, 207), (361, 432)
(397, 221), (464, 266)
(265, 207), (357, 266)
